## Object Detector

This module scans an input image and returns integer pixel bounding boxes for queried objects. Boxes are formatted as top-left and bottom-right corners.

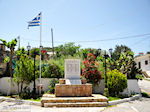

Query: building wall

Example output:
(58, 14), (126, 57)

(135, 54), (150, 71)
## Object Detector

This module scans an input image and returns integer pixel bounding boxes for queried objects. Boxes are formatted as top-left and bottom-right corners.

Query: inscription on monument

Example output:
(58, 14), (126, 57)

(65, 59), (80, 79)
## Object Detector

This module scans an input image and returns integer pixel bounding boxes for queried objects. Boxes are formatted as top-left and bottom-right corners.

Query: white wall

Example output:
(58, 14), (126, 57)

(135, 54), (150, 71)
(93, 79), (141, 95)
(0, 77), (51, 95)
(0, 78), (141, 95)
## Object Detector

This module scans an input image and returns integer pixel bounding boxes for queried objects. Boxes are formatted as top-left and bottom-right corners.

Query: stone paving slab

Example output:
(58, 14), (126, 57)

(41, 94), (108, 107)
(44, 102), (108, 107)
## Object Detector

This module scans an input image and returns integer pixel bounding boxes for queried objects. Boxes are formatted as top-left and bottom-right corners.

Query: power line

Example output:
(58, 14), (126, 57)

(22, 33), (150, 44)
(71, 33), (150, 43)
(131, 36), (150, 47)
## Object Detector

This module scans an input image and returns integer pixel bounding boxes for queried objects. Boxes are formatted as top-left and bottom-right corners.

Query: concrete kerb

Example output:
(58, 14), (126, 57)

(108, 94), (142, 106)
(0, 94), (142, 107)
(0, 96), (41, 106)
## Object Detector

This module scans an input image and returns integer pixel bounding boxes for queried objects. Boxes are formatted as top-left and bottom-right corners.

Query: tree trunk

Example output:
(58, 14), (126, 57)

(10, 48), (13, 77)
(21, 82), (23, 93)
(17, 82), (20, 94)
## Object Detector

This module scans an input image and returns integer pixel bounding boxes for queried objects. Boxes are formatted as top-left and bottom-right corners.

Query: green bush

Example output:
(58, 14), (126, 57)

(42, 62), (63, 78)
(107, 69), (127, 96)
(141, 92), (149, 97)
(48, 79), (59, 94)
(81, 53), (102, 84)
(19, 86), (32, 99)
(104, 88), (109, 97)
(136, 74), (143, 80)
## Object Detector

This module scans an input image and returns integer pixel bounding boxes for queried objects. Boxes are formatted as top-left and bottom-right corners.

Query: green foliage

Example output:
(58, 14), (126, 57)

(55, 42), (80, 57)
(107, 45), (142, 79)
(13, 55), (34, 92)
(141, 92), (149, 98)
(82, 53), (101, 84)
(104, 88), (109, 97)
(4, 56), (10, 63)
(108, 97), (121, 101)
(107, 69), (127, 96)
(41, 58), (64, 78)
(81, 48), (101, 59)
(135, 74), (143, 80)
(30, 48), (40, 58)
(42, 63), (63, 78)
(0, 38), (17, 49)
(19, 86), (32, 99)
(112, 45), (131, 60)
(16, 47), (27, 57)
(0, 38), (17, 77)
(48, 79), (59, 94)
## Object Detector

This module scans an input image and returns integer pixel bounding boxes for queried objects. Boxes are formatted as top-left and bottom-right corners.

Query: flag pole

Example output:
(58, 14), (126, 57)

(39, 12), (42, 95)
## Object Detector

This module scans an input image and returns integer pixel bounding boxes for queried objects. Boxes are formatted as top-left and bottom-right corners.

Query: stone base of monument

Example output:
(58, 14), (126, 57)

(55, 79), (92, 97)
(41, 94), (108, 107)
(55, 84), (92, 97)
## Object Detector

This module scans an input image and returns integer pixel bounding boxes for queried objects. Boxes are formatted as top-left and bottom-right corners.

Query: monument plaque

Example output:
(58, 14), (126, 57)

(65, 59), (81, 84)
(65, 59), (80, 79)
(55, 59), (92, 97)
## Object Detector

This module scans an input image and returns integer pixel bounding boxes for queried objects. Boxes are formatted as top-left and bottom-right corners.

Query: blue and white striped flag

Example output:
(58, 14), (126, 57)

(28, 12), (41, 28)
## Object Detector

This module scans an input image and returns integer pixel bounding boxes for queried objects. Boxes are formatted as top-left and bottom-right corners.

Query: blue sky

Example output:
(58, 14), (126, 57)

(0, 0), (150, 55)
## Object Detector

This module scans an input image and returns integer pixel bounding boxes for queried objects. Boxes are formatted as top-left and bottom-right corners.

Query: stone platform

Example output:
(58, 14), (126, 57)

(55, 84), (92, 97)
(41, 94), (108, 107)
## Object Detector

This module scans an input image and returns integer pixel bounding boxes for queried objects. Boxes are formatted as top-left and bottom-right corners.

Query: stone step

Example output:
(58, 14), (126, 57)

(41, 94), (108, 107)
(41, 97), (107, 103)
(44, 102), (108, 107)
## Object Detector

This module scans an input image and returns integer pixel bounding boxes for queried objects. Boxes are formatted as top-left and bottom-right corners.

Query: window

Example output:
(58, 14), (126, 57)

(138, 62), (141, 69)
(145, 60), (148, 65)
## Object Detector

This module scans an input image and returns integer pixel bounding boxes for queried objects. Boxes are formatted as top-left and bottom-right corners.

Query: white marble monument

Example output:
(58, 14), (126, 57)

(65, 59), (81, 85)
(55, 59), (92, 97)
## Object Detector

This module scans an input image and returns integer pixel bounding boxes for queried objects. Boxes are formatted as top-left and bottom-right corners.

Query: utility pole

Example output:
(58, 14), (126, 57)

(51, 28), (54, 56)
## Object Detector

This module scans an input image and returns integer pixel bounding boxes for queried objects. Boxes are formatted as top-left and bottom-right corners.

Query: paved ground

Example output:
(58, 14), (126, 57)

(103, 98), (150, 112)
(1, 98), (150, 112)
(0, 100), (105, 112)
(102, 79), (150, 112)
(0, 79), (149, 112)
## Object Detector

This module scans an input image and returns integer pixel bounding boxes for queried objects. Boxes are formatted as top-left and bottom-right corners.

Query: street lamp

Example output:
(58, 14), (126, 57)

(103, 48), (113, 96)
(27, 43), (31, 55)
(97, 48), (101, 56)
(109, 48), (113, 58)
(104, 51), (109, 88)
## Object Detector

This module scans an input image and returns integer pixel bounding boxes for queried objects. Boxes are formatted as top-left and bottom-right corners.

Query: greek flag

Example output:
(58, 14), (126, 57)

(28, 12), (41, 28)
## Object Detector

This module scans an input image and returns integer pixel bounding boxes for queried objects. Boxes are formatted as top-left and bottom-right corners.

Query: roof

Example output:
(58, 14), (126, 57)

(134, 54), (150, 60)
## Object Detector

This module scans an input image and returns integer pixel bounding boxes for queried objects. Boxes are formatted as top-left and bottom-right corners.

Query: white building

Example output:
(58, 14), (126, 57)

(134, 54), (150, 78)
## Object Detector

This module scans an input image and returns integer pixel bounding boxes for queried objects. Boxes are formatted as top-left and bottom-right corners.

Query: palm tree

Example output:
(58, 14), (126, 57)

(0, 38), (17, 77)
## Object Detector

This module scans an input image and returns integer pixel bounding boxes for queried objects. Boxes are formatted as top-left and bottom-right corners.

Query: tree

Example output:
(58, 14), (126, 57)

(42, 63), (63, 78)
(81, 48), (101, 59)
(0, 38), (17, 77)
(14, 55), (34, 92)
(30, 48), (40, 58)
(107, 45), (142, 79)
(112, 45), (131, 61)
(81, 53), (101, 84)
(55, 42), (80, 57)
